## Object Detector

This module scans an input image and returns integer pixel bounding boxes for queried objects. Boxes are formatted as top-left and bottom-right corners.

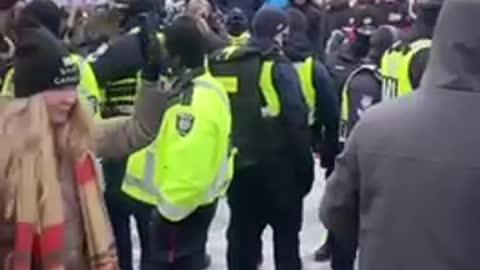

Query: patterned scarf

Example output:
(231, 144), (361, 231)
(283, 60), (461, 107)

(13, 153), (118, 270)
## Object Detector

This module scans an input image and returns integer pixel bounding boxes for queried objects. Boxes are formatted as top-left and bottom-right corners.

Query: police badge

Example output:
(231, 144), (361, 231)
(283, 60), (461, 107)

(176, 113), (195, 136)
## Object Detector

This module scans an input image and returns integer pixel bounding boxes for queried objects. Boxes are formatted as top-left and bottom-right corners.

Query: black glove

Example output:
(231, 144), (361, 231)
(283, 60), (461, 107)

(138, 13), (165, 81)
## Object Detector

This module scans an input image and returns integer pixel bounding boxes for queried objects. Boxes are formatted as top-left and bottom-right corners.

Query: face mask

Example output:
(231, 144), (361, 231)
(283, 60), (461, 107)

(274, 27), (289, 48)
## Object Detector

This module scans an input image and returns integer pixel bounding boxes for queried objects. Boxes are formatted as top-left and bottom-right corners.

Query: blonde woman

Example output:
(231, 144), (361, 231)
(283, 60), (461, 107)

(0, 21), (169, 269)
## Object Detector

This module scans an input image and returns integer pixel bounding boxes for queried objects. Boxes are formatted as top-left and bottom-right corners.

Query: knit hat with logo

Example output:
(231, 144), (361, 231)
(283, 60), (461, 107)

(14, 26), (80, 98)
(252, 6), (288, 40)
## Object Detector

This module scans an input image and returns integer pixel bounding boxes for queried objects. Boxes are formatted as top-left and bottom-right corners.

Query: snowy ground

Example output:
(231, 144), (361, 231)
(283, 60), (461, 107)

(132, 161), (332, 270)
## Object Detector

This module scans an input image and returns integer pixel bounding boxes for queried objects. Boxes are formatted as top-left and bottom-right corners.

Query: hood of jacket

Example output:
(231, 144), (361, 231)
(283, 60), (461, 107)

(284, 34), (312, 61)
(249, 37), (281, 55)
(420, 0), (480, 92)
(284, 8), (313, 61)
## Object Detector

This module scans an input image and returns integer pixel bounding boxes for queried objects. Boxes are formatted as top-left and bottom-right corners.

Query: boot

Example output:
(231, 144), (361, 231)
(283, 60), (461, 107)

(314, 242), (332, 262)
(201, 254), (212, 269)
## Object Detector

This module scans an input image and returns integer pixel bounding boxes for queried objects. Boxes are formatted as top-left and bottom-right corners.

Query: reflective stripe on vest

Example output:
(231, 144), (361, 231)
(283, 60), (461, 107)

(72, 54), (103, 118)
(222, 45), (241, 60)
(260, 61), (281, 117)
(103, 76), (138, 116)
(122, 75), (233, 222)
(1, 68), (14, 96)
(340, 65), (377, 142)
(230, 32), (251, 47)
(381, 39), (431, 100)
(294, 57), (317, 125)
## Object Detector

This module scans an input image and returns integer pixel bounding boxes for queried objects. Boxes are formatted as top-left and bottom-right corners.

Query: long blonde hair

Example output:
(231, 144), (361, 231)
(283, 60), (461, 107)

(0, 95), (95, 219)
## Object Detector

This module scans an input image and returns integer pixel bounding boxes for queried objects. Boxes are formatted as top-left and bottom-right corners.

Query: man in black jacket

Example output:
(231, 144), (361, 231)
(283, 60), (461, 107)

(284, 8), (339, 185)
(209, 6), (313, 270)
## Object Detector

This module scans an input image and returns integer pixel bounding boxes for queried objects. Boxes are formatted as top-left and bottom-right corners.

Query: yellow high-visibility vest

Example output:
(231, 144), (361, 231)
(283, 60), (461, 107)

(381, 39), (431, 100)
(122, 71), (234, 222)
(293, 57), (317, 125)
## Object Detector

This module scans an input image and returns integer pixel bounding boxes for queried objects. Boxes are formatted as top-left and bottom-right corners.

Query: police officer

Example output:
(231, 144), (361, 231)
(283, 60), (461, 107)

(0, 1), (14, 91)
(325, 6), (379, 104)
(339, 25), (400, 142)
(122, 15), (233, 270)
(225, 8), (250, 46)
(87, 14), (160, 270)
(284, 8), (339, 186)
(381, 0), (443, 101)
(0, 35), (13, 93)
(285, 9), (340, 264)
(341, 25), (400, 140)
(209, 6), (313, 270)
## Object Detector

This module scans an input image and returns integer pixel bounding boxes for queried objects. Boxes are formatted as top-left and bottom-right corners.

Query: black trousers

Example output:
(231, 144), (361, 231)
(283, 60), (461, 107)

(324, 143), (357, 270)
(227, 160), (303, 270)
(144, 250), (205, 270)
(103, 159), (154, 270)
(330, 232), (356, 270)
(145, 202), (218, 270)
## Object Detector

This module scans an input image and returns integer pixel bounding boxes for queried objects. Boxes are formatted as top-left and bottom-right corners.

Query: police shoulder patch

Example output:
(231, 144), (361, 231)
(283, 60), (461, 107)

(176, 112), (195, 136)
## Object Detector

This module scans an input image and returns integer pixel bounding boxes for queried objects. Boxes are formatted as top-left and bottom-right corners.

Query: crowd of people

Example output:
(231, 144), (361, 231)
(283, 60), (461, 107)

(1, 0), (479, 270)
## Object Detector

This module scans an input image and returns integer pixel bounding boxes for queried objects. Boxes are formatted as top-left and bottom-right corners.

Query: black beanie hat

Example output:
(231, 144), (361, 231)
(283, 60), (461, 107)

(286, 8), (308, 35)
(252, 6), (288, 40)
(14, 26), (80, 98)
(21, 0), (63, 36)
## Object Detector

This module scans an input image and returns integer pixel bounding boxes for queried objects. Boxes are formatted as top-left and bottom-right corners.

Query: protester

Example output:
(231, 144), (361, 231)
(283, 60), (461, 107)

(124, 16), (233, 270)
(0, 10), (171, 268)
